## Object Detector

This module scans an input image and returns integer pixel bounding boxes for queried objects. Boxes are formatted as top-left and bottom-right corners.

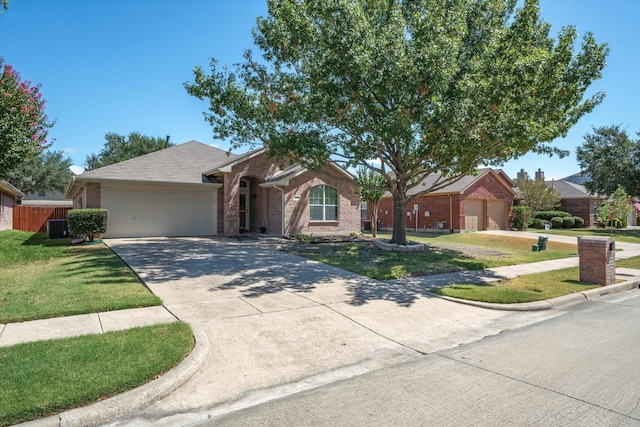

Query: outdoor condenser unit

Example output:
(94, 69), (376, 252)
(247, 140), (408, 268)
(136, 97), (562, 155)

(47, 219), (69, 239)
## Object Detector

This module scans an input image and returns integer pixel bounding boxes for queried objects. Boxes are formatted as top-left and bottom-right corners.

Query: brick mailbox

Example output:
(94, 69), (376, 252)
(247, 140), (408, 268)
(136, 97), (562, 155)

(578, 236), (615, 286)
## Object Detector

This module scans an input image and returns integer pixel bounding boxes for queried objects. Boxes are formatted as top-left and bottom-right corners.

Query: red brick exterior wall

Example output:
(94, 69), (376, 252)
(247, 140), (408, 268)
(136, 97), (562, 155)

(220, 154), (360, 236)
(560, 198), (600, 227)
(0, 191), (16, 231)
(284, 165), (360, 236)
(375, 172), (513, 232)
(579, 236), (615, 285)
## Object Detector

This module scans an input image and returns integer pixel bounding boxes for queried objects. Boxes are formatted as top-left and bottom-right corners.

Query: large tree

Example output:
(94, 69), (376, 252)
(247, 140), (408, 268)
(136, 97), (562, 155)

(186, 0), (608, 244)
(576, 125), (640, 197)
(0, 58), (53, 178)
(85, 132), (173, 170)
(6, 150), (72, 195)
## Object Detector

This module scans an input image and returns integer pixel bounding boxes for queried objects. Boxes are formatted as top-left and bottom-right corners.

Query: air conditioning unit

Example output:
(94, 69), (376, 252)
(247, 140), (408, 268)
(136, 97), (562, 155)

(47, 219), (69, 239)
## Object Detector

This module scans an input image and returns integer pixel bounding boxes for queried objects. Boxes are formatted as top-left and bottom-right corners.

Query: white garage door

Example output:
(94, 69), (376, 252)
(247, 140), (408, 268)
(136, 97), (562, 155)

(102, 185), (217, 238)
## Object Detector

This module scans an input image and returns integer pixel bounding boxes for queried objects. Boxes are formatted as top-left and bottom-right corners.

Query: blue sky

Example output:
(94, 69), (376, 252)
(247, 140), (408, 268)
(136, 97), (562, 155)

(1, 0), (638, 180)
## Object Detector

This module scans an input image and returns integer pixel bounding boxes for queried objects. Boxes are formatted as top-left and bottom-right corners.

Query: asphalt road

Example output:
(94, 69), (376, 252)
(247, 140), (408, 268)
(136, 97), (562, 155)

(203, 289), (640, 426)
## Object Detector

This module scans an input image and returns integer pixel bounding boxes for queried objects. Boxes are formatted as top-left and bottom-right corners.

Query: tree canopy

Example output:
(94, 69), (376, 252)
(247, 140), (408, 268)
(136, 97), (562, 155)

(356, 167), (386, 237)
(0, 58), (53, 178)
(576, 125), (640, 197)
(186, 0), (608, 244)
(515, 177), (561, 214)
(85, 132), (173, 170)
(6, 150), (72, 195)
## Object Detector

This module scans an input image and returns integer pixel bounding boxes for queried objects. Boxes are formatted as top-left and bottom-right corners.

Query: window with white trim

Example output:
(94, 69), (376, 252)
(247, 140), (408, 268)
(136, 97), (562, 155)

(310, 185), (338, 221)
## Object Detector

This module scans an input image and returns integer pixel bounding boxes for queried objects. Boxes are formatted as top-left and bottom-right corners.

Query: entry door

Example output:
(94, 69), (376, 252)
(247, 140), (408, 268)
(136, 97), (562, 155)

(239, 179), (249, 231)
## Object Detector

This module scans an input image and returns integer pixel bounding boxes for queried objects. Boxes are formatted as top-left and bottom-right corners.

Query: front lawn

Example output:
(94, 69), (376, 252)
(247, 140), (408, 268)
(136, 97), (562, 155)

(280, 232), (577, 280)
(0, 230), (161, 323)
(435, 267), (599, 303)
(0, 322), (194, 427)
(525, 227), (640, 244)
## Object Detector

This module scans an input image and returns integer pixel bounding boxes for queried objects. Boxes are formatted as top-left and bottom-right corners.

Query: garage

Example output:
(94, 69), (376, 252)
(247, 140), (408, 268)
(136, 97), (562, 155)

(102, 185), (217, 238)
(487, 200), (508, 230)
(464, 199), (485, 231)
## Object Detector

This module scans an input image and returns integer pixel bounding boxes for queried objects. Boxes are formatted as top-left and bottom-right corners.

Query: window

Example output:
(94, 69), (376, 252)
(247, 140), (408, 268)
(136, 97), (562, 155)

(310, 185), (338, 221)
(360, 201), (368, 219)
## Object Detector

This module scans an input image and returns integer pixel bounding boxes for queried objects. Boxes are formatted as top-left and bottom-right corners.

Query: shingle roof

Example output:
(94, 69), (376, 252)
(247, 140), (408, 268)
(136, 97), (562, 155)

(76, 141), (237, 184)
(406, 169), (514, 196)
(0, 179), (24, 198)
(545, 179), (598, 199)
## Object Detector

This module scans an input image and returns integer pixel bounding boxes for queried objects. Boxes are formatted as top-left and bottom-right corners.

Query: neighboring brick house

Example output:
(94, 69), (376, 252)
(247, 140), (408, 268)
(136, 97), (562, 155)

(0, 180), (24, 231)
(373, 169), (516, 232)
(514, 169), (603, 227)
(64, 141), (360, 238)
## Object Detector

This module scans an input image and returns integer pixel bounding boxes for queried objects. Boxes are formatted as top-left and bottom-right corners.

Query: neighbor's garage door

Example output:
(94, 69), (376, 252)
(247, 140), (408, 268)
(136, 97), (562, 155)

(102, 185), (217, 238)
(487, 200), (507, 230)
(464, 199), (485, 231)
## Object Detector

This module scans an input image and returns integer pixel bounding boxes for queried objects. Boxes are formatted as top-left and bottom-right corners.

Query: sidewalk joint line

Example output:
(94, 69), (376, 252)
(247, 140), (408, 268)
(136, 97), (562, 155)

(97, 312), (105, 333)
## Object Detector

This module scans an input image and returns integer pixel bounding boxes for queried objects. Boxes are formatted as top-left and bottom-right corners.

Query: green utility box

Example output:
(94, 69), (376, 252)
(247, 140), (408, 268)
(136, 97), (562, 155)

(537, 235), (548, 251)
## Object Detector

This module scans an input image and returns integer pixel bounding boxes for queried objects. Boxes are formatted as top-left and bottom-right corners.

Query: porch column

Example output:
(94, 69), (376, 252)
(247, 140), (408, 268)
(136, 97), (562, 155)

(223, 173), (240, 236)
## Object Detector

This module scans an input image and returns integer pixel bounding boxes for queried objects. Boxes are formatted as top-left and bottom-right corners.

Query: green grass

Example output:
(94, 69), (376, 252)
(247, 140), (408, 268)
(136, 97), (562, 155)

(289, 231), (577, 280)
(436, 254), (640, 304)
(525, 227), (640, 244)
(435, 267), (599, 303)
(0, 322), (194, 427)
(0, 230), (161, 323)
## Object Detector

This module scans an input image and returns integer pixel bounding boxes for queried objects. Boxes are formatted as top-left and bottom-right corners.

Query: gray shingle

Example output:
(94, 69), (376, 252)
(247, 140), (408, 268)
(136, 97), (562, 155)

(77, 141), (237, 184)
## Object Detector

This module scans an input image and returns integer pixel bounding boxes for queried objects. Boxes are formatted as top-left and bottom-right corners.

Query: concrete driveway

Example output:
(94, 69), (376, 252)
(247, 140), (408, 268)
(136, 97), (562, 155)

(106, 236), (561, 424)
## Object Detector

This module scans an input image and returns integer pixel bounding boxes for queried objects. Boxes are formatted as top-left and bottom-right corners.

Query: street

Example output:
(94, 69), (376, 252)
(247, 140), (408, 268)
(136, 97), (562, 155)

(204, 289), (640, 426)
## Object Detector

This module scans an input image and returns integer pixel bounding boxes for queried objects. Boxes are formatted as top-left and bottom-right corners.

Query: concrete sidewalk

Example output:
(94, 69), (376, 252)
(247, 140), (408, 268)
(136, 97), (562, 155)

(8, 231), (640, 427)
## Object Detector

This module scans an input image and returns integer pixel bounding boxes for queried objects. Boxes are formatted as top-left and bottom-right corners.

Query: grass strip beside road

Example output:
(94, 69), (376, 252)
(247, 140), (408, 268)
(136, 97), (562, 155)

(0, 322), (194, 427)
(0, 230), (161, 323)
(436, 255), (640, 304)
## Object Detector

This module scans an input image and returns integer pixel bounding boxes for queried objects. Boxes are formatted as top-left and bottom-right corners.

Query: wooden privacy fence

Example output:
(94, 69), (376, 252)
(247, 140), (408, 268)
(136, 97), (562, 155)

(13, 206), (72, 232)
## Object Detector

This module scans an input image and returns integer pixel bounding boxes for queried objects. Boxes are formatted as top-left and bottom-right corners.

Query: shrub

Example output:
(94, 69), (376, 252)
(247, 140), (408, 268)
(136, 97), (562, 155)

(550, 217), (564, 228)
(572, 216), (584, 228)
(293, 233), (315, 242)
(562, 217), (575, 228)
(531, 218), (545, 229)
(511, 206), (533, 231)
(67, 209), (109, 241)
(534, 210), (572, 221)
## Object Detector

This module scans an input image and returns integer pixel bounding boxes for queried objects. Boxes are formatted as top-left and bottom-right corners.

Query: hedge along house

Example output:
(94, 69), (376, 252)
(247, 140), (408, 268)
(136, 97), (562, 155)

(64, 141), (361, 239)
(0, 179), (24, 231)
(373, 169), (516, 233)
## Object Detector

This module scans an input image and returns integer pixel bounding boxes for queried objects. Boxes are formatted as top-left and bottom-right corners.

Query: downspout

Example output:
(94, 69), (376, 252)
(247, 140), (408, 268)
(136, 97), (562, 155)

(275, 185), (285, 237)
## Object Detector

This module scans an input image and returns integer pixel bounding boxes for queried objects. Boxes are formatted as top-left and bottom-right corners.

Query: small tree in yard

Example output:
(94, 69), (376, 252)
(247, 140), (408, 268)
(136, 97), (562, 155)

(186, 0), (608, 245)
(597, 185), (631, 232)
(356, 167), (386, 238)
(516, 177), (561, 216)
(68, 209), (109, 242)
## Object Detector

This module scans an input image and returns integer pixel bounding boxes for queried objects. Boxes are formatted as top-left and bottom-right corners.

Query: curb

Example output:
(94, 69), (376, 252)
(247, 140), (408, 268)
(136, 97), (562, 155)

(16, 327), (209, 427)
(431, 278), (640, 312)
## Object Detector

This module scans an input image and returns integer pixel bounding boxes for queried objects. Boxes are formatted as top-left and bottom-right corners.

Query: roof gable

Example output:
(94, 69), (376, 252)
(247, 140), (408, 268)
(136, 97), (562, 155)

(406, 169), (516, 197)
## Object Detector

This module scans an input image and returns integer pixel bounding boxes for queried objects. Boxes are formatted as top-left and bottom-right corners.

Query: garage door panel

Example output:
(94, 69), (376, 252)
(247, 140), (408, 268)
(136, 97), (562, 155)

(465, 199), (484, 231)
(488, 200), (507, 230)
(102, 186), (217, 238)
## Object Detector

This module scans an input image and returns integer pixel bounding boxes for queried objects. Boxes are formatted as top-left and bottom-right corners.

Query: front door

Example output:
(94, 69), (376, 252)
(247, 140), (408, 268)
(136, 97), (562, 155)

(239, 179), (249, 231)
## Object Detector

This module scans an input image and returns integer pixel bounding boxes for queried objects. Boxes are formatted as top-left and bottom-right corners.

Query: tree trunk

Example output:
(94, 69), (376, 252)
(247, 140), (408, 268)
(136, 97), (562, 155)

(391, 194), (408, 245)
(370, 201), (379, 238)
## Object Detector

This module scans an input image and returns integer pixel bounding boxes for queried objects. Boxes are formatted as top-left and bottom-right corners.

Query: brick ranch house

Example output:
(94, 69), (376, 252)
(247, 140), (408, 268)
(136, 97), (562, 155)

(64, 141), (361, 238)
(371, 169), (516, 232)
(0, 179), (25, 231)
(516, 169), (604, 228)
